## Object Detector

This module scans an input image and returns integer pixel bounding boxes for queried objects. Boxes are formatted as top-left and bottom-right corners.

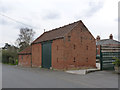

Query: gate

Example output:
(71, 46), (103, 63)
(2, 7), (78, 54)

(42, 41), (52, 69)
(100, 45), (120, 70)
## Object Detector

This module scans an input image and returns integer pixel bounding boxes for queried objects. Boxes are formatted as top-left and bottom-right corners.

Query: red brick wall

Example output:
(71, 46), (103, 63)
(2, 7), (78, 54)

(32, 43), (41, 67)
(52, 39), (65, 69)
(18, 54), (31, 67)
(52, 22), (96, 70)
(96, 45), (100, 55)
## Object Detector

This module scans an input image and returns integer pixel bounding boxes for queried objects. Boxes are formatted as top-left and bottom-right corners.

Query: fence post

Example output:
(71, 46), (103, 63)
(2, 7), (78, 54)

(100, 45), (103, 70)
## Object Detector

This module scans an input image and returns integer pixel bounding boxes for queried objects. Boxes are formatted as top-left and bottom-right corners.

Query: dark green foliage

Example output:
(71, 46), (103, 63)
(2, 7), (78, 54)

(112, 57), (120, 67)
(2, 45), (18, 65)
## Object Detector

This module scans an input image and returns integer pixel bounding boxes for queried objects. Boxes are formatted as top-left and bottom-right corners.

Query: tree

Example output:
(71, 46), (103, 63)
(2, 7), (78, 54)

(16, 28), (35, 51)
(2, 44), (19, 64)
(2, 43), (11, 49)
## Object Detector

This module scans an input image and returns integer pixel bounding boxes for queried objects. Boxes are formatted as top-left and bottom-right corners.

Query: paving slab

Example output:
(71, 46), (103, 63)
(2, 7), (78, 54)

(66, 68), (100, 75)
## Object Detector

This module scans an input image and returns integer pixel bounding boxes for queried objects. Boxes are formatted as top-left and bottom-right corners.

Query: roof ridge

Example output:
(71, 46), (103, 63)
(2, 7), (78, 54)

(63, 20), (81, 37)
(112, 39), (120, 43)
(45, 20), (81, 33)
(32, 32), (45, 44)
(97, 39), (120, 45)
(98, 39), (120, 42)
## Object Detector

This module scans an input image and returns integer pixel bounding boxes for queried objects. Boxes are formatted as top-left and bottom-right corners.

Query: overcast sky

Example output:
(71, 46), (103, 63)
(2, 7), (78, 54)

(0, 0), (119, 47)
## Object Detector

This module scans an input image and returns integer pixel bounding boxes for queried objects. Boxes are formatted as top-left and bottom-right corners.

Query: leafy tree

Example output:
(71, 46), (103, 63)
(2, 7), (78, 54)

(16, 28), (35, 51)
(2, 44), (18, 65)
(2, 49), (10, 63)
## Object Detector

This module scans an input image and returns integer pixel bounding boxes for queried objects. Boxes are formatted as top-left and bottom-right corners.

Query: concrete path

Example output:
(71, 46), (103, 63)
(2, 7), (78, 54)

(66, 68), (100, 75)
(66, 63), (100, 75)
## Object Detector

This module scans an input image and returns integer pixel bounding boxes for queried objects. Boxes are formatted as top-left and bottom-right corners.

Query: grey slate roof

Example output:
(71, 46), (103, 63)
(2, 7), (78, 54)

(96, 39), (120, 45)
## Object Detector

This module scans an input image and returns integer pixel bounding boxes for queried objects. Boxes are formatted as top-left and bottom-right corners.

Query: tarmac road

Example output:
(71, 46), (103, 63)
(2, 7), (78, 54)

(2, 64), (119, 88)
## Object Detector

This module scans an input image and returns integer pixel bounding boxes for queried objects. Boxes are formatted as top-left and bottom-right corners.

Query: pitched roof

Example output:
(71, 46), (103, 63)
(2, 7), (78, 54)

(96, 39), (120, 45)
(18, 46), (31, 55)
(32, 20), (81, 44)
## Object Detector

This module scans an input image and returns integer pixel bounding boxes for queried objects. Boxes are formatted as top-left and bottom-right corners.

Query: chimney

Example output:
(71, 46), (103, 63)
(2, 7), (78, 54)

(96, 35), (100, 41)
(44, 29), (45, 32)
(109, 34), (113, 40)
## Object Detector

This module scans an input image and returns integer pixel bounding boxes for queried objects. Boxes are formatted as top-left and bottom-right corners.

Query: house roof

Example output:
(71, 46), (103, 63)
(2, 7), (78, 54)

(18, 46), (31, 55)
(96, 39), (120, 45)
(32, 20), (82, 44)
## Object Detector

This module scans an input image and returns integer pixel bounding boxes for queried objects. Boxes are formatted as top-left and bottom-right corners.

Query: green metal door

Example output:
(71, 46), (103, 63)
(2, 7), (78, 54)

(42, 41), (52, 69)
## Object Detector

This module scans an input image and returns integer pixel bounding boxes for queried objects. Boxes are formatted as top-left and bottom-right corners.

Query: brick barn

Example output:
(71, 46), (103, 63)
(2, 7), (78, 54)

(18, 46), (32, 67)
(18, 20), (96, 70)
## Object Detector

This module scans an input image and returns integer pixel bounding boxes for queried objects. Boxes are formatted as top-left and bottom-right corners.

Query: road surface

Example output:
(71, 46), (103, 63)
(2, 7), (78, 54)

(2, 64), (119, 88)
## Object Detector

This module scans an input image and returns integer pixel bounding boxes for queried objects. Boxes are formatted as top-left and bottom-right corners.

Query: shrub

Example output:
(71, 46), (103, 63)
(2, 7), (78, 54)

(112, 57), (120, 67)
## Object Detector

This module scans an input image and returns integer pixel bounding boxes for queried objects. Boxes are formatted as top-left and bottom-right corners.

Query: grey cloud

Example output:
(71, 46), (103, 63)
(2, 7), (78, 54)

(42, 11), (60, 20)
(0, 17), (19, 27)
(14, 24), (28, 29)
(75, 1), (104, 19)
(85, 1), (104, 17)
(0, 17), (28, 30)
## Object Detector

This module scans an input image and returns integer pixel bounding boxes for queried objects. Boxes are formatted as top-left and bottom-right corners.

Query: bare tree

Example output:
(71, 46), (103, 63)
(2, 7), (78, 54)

(16, 28), (35, 51)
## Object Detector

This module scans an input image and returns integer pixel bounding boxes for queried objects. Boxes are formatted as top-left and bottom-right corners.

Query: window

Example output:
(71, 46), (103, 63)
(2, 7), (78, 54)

(81, 28), (82, 32)
(73, 57), (76, 62)
(68, 36), (71, 41)
(81, 37), (82, 43)
(86, 58), (88, 62)
(57, 45), (58, 51)
(73, 44), (76, 49)
(57, 58), (58, 63)
(90, 37), (92, 40)
(86, 46), (88, 50)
